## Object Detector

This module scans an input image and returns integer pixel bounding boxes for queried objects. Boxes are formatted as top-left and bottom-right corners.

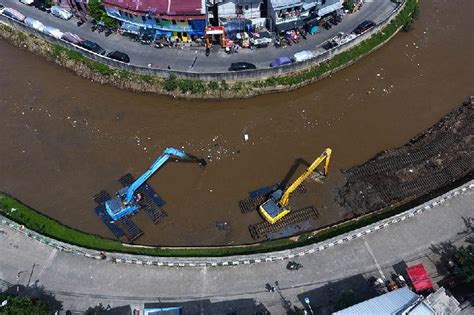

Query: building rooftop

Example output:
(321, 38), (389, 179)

(103, 0), (204, 16)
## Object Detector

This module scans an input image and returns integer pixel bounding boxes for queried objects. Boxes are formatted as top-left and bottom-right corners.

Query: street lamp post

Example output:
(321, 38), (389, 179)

(304, 297), (314, 315)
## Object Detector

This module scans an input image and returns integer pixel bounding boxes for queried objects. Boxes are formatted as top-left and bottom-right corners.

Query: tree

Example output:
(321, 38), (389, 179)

(87, 0), (118, 28)
(455, 245), (474, 284)
(0, 294), (52, 315)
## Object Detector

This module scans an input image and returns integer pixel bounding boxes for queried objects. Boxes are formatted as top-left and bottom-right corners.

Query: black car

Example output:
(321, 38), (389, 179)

(81, 40), (106, 55)
(107, 50), (130, 63)
(34, 1), (51, 12)
(353, 20), (376, 34)
(322, 40), (338, 50)
(229, 62), (256, 71)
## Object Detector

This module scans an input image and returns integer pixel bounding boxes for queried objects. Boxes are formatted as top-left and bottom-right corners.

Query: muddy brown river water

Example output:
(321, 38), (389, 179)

(0, 0), (472, 246)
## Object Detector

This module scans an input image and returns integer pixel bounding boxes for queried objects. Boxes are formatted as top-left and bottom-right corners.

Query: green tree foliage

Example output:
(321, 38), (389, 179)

(455, 245), (474, 283)
(87, 0), (118, 28)
(164, 74), (178, 91)
(208, 81), (219, 90)
(0, 294), (52, 315)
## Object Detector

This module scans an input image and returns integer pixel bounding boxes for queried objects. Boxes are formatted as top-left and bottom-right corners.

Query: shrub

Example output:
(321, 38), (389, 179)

(208, 81), (219, 90)
(220, 80), (229, 91)
(90, 61), (113, 76)
(140, 74), (154, 84)
(164, 74), (178, 91)
(178, 79), (194, 93)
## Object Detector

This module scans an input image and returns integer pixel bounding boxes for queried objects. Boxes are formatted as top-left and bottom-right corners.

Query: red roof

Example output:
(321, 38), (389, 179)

(103, 0), (203, 16)
(406, 264), (433, 292)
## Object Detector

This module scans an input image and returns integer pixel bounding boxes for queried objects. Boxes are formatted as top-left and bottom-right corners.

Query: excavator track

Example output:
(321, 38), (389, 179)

(117, 216), (144, 242)
(248, 205), (318, 240)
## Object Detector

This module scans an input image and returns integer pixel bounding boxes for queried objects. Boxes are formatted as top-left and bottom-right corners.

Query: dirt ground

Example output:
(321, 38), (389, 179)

(337, 98), (473, 216)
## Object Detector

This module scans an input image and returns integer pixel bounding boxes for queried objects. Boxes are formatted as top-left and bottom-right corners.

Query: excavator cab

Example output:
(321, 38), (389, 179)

(259, 190), (290, 224)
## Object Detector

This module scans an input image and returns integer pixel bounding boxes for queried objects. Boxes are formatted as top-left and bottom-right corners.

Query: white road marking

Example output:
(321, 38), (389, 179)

(364, 239), (385, 280)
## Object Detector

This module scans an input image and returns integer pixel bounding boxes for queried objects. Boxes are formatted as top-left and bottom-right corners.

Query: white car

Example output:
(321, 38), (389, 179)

(24, 17), (45, 31)
(42, 26), (63, 39)
(50, 5), (72, 20)
(293, 50), (315, 62)
(19, 0), (34, 5)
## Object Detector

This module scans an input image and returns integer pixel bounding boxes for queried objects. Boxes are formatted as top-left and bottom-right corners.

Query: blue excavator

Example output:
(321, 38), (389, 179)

(105, 147), (206, 221)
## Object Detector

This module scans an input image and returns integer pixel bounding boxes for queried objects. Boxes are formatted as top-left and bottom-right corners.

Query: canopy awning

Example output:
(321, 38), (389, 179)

(317, 2), (342, 17)
(407, 264), (433, 292)
(120, 22), (141, 34)
(274, 18), (305, 32)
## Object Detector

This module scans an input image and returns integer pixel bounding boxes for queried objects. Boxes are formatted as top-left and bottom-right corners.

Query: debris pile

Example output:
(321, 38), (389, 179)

(337, 97), (473, 215)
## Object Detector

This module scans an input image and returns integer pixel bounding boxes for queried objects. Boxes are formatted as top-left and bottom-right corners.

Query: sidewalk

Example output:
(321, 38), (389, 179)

(1, 0), (397, 72)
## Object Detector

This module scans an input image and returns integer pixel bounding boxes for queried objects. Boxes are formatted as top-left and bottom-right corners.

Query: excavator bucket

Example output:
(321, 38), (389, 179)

(309, 170), (326, 183)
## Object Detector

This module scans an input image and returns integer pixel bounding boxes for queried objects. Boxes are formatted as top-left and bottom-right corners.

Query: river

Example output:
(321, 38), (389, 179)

(0, 0), (472, 246)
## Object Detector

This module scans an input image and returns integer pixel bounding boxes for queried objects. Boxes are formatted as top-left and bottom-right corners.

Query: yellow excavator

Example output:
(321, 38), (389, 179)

(259, 148), (332, 224)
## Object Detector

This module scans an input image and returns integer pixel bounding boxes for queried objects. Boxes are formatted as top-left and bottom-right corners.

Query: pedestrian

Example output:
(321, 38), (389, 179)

(271, 286), (275, 292)
(167, 65), (171, 70)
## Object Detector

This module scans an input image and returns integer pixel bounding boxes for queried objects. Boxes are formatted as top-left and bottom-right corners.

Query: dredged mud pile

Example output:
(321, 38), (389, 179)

(337, 97), (473, 216)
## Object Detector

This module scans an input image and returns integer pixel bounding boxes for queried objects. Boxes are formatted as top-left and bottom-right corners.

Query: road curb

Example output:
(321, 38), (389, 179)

(1, 180), (472, 267)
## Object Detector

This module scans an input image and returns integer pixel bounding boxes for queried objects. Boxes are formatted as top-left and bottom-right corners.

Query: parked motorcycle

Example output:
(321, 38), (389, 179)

(286, 261), (303, 271)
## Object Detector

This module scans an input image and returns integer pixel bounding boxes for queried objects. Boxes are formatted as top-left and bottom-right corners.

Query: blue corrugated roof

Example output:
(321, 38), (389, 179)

(333, 287), (423, 315)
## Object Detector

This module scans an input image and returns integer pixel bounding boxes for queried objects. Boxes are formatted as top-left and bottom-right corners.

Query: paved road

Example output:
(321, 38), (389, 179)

(0, 183), (472, 314)
(1, 0), (397, 72)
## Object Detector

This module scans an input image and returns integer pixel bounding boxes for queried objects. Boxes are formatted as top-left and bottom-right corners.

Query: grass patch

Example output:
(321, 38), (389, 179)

(89, 61), (113, 76)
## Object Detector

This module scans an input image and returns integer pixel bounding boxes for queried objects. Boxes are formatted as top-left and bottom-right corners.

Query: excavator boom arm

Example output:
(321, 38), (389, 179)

(279, 148), (332, 206)
(124, 147), (204, 203)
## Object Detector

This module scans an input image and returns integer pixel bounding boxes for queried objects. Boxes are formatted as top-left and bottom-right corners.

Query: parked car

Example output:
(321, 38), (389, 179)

(50, 5), (72, 20)
(61, 32), (84, 44)
(2, 8), (26, 22)
(107, 50), (130, 63)
(80, 39), (106, 55)
(322, 40), (338, 50)
(270, 56), (293, 67)
(229, 62), (256, 71)
(42, 26), (63, 39)
(293, 50), (315, 62)
(19, 0), (35, 5)
(34, 2), (51, 12)
(353, 20), (376, 34)
(24, 17), (45, 31)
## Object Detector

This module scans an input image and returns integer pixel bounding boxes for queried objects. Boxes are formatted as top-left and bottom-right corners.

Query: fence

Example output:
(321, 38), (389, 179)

(0, 1), (404, 82)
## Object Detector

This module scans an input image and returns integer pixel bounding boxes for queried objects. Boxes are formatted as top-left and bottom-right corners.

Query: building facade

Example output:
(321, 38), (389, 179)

(102, 0), (207, 42)
(267, 0), (342, 32)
